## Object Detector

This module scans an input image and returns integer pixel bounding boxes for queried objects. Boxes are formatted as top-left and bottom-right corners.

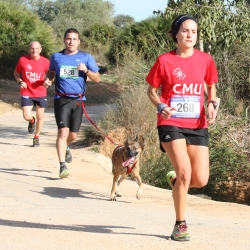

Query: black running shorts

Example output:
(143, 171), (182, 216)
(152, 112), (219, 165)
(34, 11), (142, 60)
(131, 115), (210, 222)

(157, 125), (209, 152)
(54, 96), (83, 132)
(21, 96), (48, 108)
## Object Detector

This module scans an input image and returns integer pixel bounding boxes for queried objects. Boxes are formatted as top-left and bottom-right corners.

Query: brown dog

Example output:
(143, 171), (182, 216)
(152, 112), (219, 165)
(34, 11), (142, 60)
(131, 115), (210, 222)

(110, 135), (145, 201)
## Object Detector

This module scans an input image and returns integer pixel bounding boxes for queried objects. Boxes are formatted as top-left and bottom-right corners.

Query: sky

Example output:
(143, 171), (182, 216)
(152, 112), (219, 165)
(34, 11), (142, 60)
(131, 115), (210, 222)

(110, 0), (168, 22)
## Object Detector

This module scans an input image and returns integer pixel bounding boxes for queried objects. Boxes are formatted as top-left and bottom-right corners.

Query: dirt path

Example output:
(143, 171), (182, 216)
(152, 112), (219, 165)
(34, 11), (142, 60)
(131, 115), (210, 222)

(0, 106), (250, 250)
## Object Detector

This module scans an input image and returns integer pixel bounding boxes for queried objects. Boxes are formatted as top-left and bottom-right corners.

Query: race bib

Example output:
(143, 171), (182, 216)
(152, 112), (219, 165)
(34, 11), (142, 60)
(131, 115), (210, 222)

(170, 96), (200, 118)
(60, 65), (79, 79)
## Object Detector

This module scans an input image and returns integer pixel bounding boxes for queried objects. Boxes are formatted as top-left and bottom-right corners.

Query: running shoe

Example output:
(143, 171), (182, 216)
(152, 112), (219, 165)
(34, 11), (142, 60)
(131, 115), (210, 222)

(171, 222), (190, 241)
(59, 163), (69, 178)
(167, 170), (176, 188)
(33, 138), (40, 147)
(65, 148), (72, 163)
(28, 116), (35, 134)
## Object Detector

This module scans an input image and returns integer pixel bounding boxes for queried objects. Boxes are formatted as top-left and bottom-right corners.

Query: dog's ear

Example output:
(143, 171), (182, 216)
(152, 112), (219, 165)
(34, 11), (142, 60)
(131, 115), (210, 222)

(125, 135), (129, 144)
(125, 127), (131, 133)
(138, 135), (145, 151)
(126, 134), (131, 142)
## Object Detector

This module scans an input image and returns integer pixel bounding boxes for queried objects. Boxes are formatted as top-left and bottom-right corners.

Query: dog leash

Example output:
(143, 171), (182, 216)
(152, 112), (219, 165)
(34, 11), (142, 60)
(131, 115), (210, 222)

(81, 102), (118, 145)
(55, 92), (118, 145)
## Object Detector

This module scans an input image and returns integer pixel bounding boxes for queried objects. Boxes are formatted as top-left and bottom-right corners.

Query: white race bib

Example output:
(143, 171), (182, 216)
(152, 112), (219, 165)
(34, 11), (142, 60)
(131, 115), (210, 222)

(170, 96), (200, 118)
(60, 65), (79, 79)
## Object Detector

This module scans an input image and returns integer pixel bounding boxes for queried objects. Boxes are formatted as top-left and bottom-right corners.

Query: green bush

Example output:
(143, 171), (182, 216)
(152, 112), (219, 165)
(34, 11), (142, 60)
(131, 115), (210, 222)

(83, 24), (115, 45)
(82, 24), (116, 64)
(0, 1), (59, 77)
(212, 43), (250, 115)
(108, 16), (173, 67)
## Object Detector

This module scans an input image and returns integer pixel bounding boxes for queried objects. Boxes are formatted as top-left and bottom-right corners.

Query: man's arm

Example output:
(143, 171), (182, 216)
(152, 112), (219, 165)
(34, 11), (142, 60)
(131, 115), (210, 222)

(78, 63), (100, 82)
(13, 70), (27, 88)
(43, 69), (55, 88)
(85, 70), (100, 83)
(13, 70), (22, 83)
(46, 69), (55, 81)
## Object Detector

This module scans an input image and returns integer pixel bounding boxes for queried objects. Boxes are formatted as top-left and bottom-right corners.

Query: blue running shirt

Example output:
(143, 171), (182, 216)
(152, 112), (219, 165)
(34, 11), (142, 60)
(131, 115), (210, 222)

(49, 50), (100, 100)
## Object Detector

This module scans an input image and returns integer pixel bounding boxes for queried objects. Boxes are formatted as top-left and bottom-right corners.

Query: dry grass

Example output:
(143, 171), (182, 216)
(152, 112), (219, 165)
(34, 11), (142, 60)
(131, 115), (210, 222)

(99, 127), (128, 158)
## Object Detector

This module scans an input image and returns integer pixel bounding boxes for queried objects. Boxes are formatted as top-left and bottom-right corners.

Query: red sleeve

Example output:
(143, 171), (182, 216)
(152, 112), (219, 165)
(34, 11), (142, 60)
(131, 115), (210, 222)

(15, 58), (22, 74)
(205, 55), (218, 85)
(145, 57), (163, 88)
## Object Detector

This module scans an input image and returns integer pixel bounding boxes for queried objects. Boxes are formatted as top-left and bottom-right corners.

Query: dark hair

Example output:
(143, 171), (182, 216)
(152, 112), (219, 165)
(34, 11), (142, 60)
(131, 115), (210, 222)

(64, 28), (80, 40)
(169, 14), (198, 43)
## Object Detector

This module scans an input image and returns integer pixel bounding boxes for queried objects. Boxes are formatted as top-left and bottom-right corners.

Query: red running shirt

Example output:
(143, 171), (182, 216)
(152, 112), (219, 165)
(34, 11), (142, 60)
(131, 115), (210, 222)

(146, 49), (218, 129)
(15, 55), (50, 97)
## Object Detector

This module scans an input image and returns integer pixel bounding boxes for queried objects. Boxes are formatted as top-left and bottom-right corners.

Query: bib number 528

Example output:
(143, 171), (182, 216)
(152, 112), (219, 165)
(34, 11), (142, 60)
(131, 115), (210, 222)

(63, 69), (75, 76)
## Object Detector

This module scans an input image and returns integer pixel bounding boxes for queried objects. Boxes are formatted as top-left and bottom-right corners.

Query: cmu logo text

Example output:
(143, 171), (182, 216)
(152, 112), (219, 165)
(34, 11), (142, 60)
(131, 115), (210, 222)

(173, 83), (202, 95)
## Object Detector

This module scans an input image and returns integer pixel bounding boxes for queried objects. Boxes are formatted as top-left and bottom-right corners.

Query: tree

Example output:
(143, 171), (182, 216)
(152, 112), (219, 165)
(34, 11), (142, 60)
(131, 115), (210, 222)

(154, 0), (250, 51)
(113, 14), (135, 28)
(0, 1), (58, 77)
(83, 23), (116, 59)
(34, 0), (58, 25)
(109, 17), (172, 68)
(24, 0), (115, 37)
(54, 0), (115, 37)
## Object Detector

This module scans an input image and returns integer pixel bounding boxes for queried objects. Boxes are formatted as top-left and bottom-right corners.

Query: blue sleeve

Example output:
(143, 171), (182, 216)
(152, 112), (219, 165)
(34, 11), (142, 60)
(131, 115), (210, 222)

(86, 54), (100, 73)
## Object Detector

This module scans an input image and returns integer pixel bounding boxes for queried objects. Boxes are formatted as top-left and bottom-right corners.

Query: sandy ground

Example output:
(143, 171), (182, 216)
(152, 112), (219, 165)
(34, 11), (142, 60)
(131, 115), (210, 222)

(0, 105), (250, 250)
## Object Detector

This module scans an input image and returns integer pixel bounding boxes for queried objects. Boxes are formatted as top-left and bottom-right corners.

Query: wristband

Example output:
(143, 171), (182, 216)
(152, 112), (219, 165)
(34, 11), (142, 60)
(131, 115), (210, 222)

(157, 103), (168, 114)
(18, 81), (23, 85)
(85, 70), (89, 74)
(208, 100), (217, 110)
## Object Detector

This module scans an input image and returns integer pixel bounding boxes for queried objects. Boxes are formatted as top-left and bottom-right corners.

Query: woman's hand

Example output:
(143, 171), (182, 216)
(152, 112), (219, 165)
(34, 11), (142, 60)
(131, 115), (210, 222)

(161, 106), (177, 120)
(207, 103), (217, 124)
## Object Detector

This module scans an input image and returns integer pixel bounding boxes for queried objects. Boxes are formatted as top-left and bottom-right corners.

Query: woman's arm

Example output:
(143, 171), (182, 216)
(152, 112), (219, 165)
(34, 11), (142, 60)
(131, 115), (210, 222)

(147, 85), (177, 120)
(147, 85), (161, 107)
(207, 83), (217, 124)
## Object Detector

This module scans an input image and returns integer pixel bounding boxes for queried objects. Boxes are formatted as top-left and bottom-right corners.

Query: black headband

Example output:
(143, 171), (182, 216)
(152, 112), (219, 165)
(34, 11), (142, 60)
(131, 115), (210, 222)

(173, 15), (198, 37)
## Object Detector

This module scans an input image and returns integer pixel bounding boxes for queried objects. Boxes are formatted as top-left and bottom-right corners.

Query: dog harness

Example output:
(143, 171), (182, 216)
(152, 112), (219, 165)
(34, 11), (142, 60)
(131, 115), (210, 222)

(123, 157), (138, 174)
(114, 145), (138, 174)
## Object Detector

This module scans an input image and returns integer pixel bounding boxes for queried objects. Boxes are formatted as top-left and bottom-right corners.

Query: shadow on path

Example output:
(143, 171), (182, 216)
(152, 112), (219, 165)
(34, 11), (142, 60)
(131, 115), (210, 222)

(0, 168), (54, 180)
(0, 218), (169, 240)
(37, 187), (108, 200)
